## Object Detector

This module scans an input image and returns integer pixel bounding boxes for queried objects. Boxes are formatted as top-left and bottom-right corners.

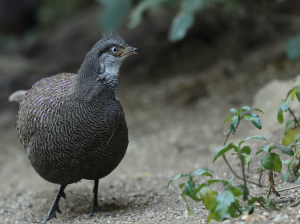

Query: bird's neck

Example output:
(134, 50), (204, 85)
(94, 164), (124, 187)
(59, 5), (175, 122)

(73, 70), (118, 101)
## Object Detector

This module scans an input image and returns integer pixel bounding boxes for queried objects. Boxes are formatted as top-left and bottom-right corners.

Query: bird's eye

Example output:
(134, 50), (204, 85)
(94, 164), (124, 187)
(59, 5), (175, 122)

(111, 46), (119, 54)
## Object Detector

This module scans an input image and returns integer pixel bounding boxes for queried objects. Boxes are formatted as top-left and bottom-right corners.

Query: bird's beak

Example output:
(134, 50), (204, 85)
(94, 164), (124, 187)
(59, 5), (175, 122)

(121, 47), (141, 56)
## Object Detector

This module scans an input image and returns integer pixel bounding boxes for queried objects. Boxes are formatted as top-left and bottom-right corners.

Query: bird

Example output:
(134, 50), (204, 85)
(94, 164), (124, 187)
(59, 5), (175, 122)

(10, 32), (140, 223)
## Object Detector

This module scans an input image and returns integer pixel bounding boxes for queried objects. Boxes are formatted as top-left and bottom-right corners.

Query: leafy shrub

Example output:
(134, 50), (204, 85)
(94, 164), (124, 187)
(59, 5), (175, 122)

(168, 78), (300, 222)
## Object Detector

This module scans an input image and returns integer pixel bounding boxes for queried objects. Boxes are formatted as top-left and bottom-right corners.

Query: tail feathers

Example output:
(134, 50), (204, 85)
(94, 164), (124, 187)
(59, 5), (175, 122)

(9, 90), (27, 102)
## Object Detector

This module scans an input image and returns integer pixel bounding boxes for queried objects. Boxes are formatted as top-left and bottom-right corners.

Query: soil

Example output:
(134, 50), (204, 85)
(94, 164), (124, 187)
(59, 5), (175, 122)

(1, 5), (300, 224)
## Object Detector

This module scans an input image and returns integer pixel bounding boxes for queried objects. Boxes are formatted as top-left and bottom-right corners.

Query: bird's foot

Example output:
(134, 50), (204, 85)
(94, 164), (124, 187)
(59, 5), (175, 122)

(43, 212), (56, 224)
(43, 195), (65, 223)
(89, 205), (115, 219)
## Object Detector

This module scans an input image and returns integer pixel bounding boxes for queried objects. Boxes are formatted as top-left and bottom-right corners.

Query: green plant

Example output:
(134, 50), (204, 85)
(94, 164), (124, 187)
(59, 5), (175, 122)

(169, 101), (300, 222)
(278, 78), (300, 183)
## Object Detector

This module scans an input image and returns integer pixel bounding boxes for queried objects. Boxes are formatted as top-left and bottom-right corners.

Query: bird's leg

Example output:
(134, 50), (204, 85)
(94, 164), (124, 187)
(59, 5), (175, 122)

(43, 185), (67, 224)
(89, 179), (115, 218)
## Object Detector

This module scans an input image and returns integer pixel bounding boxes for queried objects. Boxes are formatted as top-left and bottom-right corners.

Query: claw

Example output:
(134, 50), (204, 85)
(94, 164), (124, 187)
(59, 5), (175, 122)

(43, 185), (67, 224)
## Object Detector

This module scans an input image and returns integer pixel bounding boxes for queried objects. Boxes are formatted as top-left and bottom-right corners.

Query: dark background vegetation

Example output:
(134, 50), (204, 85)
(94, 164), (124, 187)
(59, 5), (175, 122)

(1, 0), (300, 223)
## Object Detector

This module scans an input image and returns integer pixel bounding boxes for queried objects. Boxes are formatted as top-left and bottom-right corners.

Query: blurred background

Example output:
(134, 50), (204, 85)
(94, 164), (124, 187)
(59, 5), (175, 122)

(1, 0), (300, 223)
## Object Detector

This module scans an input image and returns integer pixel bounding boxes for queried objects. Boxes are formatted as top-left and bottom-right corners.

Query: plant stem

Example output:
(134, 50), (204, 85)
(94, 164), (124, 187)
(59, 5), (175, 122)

(222, 155), (265, 187)
(291, 199), (300, 207)
(258, 170), (263, 187)
(241, 158), (248, 189)
(267, 171), (274, 198)
(233, 203), (242, 215)
(277, 184), (300, 192)
(223, 131), (231, 146)
(249, 193), (266, 209)
(222, 130), (264, 187)
(288, 108), (300, 126)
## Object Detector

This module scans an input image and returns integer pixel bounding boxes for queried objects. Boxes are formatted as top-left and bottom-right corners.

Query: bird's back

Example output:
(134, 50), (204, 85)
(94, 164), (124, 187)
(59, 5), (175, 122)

(16, 73), (128, 185)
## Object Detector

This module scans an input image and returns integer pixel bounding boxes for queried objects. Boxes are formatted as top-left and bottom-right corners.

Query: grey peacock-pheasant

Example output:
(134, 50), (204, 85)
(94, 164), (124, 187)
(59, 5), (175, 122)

(10, 33), (140, 223)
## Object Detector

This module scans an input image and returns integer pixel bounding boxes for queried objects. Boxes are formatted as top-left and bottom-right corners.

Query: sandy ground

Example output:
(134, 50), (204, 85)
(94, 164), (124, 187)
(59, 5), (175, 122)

(1, 5), (300, 224)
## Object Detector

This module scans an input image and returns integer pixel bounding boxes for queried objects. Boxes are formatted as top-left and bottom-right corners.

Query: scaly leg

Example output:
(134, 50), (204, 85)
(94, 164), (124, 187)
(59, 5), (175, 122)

(89, 179), (115, 218)
(43, 185), (67, 224)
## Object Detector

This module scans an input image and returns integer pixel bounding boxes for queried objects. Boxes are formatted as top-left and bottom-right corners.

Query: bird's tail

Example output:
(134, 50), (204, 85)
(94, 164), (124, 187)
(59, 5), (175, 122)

(9, 90), (27, 102)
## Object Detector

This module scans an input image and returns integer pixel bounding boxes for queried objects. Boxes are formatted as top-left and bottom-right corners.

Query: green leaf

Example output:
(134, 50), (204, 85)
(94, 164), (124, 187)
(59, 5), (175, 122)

(286, 32), (300, 61)
(282, 126), (300, 146)
(272, 146), (294, 156)
(169, 14), (194, 42)
(285, 119), (296, 135)
(237, 106), (251, 115)
(227, 203), (238, 218)
(129, 0), (167, 28)
(97, 0), (131, 31)
(179, 183), (185, 189)
(291, 142), (300, 149)
(297, 176), (300, 185)
(168, 173), (187, 186)
(287, 150), (300, 172)
(265, 198), (278, 210)
(253, 108), (264, 114)
(185, 181), (200, 202)
(169, 0), (205, 42)
(262, 143), (273, 153)
(207, 212), (219, 223)
(195, 183), (207, 194)
(242, 113), (262, 129)
(280, 101), (290, 112)
(242, 106), (251, 111)
(283, 170), (290, 182)
(230, 115), (239, 134)
(207, 179), (226, 185)
(277, 109), (284, 124)
(192, 168), (212, 177)
(223, 114), (234, 124)
(239, 135), (267, 147)
(200, 186), (217, 211)
(236, 185), (249, 200)
(261, 153), (282, 173)
(240, 146), (251, 165)
(186, 202), (196, 218)
(286, 87), (297, 101)
(230, 108), (238, 115)
(291, 87), (298, 101)
(230, 187), (243, 197)
(215, 190), (235, 219)
(213, 143), (236, 162)
(296, 86), (300, 102)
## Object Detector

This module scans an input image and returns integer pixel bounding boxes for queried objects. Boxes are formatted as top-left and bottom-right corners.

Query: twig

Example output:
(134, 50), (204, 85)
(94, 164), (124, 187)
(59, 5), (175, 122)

(223, 131), (231, 146)
(222, 155), (265, 187)
(291, 199), (300, 207)
(258, 170), (263, 187)
(277, 184), (300, 192)
(241, 158), (248, 189)
(222, 130), (265, 187)
(288, 108), (300, 126)
(267, 171), (273, 198)
(249, 193), (266, 209)
(233, 203), (242, 215)
(68, 191), (92, 207)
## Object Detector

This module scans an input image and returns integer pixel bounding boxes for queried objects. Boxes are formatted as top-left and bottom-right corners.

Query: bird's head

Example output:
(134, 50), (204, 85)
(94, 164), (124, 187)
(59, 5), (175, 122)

(78, 32), (140, 89)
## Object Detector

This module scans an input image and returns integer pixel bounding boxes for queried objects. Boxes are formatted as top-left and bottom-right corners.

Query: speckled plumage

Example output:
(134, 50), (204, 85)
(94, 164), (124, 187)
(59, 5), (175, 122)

(13, 33), (140, 223)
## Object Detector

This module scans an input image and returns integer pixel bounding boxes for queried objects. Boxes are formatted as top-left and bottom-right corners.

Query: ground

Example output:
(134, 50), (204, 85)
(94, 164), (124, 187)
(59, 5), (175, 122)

(1, 5), (300, 224)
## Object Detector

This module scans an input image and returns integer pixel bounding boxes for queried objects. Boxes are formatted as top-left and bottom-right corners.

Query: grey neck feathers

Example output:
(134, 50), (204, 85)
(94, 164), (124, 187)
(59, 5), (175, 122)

(72, 58), (118, 101)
